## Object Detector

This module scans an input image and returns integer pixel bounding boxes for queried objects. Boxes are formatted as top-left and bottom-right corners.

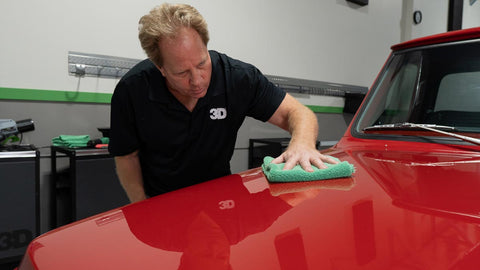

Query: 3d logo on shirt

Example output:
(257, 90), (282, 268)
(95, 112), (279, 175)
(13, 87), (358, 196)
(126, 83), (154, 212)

(210, 108), (227, 120)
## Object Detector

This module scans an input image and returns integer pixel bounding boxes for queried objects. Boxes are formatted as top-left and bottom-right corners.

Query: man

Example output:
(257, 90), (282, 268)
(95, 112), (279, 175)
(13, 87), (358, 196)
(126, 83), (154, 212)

(109, 3), (337, 203)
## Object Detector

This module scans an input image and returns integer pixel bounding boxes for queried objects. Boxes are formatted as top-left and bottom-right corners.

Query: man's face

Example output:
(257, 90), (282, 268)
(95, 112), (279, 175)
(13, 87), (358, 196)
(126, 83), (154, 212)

(158, 27), (212, 101)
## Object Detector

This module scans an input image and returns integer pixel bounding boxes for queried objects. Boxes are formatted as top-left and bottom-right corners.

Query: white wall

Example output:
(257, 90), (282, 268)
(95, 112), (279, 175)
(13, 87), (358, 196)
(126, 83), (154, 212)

(0, 0), (404, 96)
(411, 0), (449, 38)
(1, 1), (477, 101)
(463, 0), (480, 28)
(400, 0), (449, 42)
(401, 0), (480, 42)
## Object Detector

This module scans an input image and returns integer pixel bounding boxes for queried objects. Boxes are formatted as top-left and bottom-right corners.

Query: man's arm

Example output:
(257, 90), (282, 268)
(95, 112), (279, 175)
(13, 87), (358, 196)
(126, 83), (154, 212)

(114, 150), (147, 203)
(268, 93), (338, 171)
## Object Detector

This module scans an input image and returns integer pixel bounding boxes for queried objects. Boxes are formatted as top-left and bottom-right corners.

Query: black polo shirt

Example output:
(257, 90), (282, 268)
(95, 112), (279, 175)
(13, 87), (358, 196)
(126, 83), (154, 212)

(109, 50), (286, 196)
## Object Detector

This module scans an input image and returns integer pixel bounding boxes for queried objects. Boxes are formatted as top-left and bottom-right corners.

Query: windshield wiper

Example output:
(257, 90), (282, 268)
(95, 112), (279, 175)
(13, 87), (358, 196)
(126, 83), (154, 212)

(364, 122), (456, 131)
(364, 122), (480, 146)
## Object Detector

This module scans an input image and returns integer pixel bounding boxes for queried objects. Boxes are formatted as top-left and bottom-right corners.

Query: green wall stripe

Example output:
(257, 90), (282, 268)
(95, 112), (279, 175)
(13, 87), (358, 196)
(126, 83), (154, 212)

(0, 87), (344, 113)
(0, 87), (112, 104)
(306, 105), (343, 113)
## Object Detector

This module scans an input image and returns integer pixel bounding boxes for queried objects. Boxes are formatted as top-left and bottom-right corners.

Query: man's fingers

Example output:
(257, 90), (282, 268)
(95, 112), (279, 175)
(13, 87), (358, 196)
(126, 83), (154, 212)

(282, 158), (297, 170)
(271, 155), (285, 164)
(271, 152), (339, 172)
(311, 158), (327, 170)
(299, 159), (315, 172)
(322, 155), (339, 164)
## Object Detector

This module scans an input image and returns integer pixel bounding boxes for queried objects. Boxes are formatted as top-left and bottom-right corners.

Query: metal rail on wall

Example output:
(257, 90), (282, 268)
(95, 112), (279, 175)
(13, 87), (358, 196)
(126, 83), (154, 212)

(68, 51), (140, 78)
(265, 75), (367, 97)
(68, 51), (368, 97)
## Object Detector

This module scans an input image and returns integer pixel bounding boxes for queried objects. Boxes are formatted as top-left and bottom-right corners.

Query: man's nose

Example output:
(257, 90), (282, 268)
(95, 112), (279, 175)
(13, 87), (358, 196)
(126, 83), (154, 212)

(190, 69), (201, 86)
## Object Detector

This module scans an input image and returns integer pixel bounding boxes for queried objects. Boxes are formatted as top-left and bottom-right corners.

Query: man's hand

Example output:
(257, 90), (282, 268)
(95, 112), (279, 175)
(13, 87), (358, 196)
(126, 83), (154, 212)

(268, 93), (338, 172)
(271, 141), (338, 171)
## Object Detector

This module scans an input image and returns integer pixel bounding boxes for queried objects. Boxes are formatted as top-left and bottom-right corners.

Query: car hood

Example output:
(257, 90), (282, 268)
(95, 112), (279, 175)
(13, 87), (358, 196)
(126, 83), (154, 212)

(22, 142), (480, 269)
(351, 147), (480, 221)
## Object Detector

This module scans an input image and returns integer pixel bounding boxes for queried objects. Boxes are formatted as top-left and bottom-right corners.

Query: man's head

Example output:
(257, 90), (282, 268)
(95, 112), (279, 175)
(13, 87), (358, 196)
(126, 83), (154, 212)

(139, 3), (211, 103)
(138, 3), (209, 67)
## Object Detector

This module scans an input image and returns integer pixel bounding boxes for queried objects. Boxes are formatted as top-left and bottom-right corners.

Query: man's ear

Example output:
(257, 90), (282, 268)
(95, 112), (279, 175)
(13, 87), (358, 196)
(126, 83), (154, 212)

(154, 63), (166, 77)
(159, 67), (166, 77)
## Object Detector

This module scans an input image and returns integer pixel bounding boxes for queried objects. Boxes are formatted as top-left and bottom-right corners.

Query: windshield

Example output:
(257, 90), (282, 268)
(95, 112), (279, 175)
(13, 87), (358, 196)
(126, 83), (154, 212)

(355, 40), (480, 137)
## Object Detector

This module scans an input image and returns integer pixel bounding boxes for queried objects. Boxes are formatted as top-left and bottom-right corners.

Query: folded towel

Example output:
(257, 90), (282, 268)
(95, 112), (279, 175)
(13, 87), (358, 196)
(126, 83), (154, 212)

(262, 156), (355, 183)
(52, 135), (91, 148)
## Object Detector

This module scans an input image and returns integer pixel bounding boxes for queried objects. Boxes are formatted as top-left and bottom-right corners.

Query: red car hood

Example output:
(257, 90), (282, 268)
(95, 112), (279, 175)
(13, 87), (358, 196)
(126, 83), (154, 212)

(21, 141), (480, 270)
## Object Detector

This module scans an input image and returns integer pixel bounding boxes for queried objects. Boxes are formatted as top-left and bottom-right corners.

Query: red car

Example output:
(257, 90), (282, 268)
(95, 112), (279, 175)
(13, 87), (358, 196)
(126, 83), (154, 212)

(17, 27), (480, 270)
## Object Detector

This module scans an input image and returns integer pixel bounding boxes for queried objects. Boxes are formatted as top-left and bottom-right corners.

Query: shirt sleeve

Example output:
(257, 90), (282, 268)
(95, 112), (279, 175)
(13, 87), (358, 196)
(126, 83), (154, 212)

(217, 51), (286, 122)
(246, 68), (286, 122)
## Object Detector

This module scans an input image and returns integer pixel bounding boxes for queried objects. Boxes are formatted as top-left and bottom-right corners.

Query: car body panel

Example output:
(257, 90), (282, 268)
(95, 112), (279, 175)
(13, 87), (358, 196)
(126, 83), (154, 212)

(19, 141), (480, 269)
(17, 27), (480, 269)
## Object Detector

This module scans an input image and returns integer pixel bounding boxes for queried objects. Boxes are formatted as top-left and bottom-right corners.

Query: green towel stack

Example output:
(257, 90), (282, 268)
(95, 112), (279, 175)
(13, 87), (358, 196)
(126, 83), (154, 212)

(262, 156), (355, 183)
(52, 135), (91, 148)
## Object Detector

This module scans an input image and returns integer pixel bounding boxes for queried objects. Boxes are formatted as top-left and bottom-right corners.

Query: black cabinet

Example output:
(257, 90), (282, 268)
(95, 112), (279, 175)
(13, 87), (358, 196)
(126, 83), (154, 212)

(0, 145), (39, 264)
(50, 146), (129, 228)
(248, 138), (290, 169)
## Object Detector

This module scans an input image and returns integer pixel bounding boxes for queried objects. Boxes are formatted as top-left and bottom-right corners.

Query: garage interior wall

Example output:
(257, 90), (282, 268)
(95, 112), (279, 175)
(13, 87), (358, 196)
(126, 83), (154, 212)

(463, 0), (480, 27)
(0, 0), (478, 233)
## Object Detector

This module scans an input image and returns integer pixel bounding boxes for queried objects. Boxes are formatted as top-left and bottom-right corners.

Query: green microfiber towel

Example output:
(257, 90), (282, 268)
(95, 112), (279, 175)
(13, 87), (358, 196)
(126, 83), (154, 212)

(262, 156), (355, 183)
(99, 137), (109, 144)
(52, 135), (91, 148)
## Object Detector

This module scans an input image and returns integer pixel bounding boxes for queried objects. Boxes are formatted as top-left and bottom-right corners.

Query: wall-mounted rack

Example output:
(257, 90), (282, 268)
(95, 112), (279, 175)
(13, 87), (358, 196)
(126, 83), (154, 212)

(68, 51), (140, 78)
(68, 51), (368, 97)
(265, 75), (367, 97)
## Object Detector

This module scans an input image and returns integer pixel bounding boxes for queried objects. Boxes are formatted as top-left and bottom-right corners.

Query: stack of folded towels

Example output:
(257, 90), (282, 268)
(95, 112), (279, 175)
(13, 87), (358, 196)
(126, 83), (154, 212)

(52, 135), (90, 148)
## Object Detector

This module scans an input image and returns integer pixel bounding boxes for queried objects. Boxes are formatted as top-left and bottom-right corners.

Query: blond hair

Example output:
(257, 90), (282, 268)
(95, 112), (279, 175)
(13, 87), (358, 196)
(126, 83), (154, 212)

(138, 3), (209, 67)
